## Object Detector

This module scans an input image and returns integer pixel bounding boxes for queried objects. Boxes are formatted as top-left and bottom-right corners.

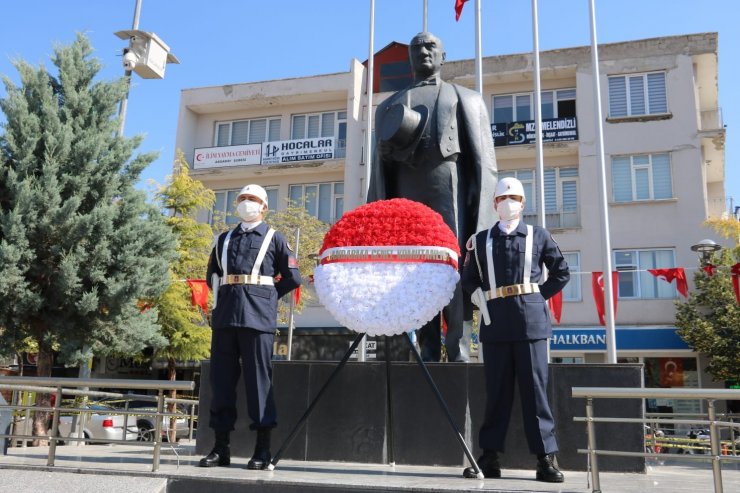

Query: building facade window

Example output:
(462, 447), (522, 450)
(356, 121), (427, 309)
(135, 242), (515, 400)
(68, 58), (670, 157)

(492, 88), (576, 124)
(499, 167), (579, 229)
(291, 111), (347, 158)
(612, 153), (672, 202)
(215, 118), (281, 146)
(561, 252), (581, 301)
(614, 248), (677, 299)
(289, 182), (344, 224)
(608, 72), (667, 117)
(211, 187), (279, 226)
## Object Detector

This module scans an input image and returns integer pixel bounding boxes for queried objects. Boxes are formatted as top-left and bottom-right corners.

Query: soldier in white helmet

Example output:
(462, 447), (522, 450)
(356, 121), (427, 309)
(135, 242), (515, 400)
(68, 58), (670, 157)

(200, 184), (301, 470)
(461, 177), (569, 482)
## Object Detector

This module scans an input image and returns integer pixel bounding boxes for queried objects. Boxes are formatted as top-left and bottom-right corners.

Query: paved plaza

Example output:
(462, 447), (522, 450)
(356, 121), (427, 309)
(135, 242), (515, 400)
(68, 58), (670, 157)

(0, 441), (738, 492)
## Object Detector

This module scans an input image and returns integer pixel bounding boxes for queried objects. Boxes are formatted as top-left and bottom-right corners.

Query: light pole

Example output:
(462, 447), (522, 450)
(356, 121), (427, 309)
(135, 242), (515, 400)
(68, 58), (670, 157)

(114, 0), (179, 136)
(690, 239), (722, 265)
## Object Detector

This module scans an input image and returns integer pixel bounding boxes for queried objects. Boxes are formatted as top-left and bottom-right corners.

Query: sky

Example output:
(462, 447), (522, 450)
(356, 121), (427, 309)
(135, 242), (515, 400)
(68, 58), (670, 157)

(0, 0), (737, 211)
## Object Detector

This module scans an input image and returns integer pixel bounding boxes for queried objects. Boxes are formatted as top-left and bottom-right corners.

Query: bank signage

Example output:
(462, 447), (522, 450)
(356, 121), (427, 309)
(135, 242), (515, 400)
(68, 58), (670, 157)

(491, 116), (578, 147)
(193, 144), (262, 169)
(550, 327), (689, 351)
(261, 137), (334, 165)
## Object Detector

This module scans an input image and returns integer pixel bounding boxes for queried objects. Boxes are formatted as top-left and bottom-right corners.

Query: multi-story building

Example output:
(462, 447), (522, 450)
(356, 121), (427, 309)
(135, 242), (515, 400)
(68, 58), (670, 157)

(175, 33), (728, 416)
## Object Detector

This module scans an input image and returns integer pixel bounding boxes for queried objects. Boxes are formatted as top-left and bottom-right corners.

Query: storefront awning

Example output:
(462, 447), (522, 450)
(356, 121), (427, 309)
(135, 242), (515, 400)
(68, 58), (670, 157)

(550, 326), (689, 351)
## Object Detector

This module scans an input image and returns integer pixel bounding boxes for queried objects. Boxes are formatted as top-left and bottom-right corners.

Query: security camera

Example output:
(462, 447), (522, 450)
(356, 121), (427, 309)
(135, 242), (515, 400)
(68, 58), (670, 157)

(122, 49), (138, 71)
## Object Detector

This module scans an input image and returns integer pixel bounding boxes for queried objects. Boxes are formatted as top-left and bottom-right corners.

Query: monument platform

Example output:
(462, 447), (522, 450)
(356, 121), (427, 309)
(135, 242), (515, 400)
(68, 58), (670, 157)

(1, 441), (738, 493)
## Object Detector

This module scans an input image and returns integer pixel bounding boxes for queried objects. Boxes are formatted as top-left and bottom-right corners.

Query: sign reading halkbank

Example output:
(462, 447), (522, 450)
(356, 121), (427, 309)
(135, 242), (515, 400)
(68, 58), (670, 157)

(193, 144), (262, 169)
(262, 137), (334, 165)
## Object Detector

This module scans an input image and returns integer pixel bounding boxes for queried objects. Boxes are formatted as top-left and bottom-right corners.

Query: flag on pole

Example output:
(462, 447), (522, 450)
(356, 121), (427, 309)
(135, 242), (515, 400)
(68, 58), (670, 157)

(648, 268), (688, 298)
(455, 0), (469, 21)
(186, 279), (209, 313)
(592, 271), (619, 326)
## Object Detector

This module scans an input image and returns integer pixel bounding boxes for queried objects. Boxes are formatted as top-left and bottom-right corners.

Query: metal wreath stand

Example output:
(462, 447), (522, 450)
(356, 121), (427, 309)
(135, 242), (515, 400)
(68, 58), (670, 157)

(267, 331), (484, 479)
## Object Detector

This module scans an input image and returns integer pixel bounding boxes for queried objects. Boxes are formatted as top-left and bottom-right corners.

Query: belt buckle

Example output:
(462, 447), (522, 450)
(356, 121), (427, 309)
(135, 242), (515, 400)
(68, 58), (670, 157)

(505, 286), (515, 297)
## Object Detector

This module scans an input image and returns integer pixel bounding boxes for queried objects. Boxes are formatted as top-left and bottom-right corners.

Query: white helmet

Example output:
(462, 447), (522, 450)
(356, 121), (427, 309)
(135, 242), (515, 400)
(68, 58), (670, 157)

(237, 184), (268, 208)
(494, 177), (525, 200)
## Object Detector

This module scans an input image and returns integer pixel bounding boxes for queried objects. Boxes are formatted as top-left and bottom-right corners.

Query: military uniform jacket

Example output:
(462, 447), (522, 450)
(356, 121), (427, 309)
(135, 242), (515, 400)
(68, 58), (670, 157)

(206, 222), (301, 332)
(462, 221), (569, 343)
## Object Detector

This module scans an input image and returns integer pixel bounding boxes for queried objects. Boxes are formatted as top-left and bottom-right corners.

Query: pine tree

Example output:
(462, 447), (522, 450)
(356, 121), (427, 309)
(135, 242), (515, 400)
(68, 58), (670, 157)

(154, 151), (214, 440)
(676, 218), (740, 382)
(0, 34), (176, 438)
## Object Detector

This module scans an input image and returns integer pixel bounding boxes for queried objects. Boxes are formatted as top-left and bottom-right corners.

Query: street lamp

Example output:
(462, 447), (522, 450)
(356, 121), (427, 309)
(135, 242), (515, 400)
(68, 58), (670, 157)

(690, 239), (722, 264)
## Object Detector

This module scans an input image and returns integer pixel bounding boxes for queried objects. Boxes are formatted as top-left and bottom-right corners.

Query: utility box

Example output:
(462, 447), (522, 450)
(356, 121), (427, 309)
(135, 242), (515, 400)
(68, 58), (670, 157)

(114, 29), (179, 79)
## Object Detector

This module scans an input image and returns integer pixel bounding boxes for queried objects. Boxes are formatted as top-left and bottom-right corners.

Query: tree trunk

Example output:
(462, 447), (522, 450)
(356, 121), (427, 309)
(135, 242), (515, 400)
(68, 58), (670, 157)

(32, 342), (54, 446)
(167, 357), (177, 443)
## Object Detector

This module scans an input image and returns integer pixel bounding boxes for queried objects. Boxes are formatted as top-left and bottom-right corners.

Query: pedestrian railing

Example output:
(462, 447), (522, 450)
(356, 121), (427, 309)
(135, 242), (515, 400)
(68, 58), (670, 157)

(0, 376), (194, 472)
(572, 387), (740, 493)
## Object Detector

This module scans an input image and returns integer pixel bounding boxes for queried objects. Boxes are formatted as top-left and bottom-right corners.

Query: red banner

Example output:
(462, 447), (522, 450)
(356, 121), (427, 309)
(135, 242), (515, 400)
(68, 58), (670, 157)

(702, 264), (716, 277)
(591, 271), (619, 326)
(548, 290), (563, 324)
(731, 263), (740, 304)
(187, 279), (209, 313)
(648, 267), (688, 298)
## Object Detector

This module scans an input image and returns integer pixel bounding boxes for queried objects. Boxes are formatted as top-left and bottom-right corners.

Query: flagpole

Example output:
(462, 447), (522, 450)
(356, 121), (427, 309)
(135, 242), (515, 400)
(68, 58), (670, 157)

(474, 0), (482, 94)
(360, 0), (376, 362)
(423, 0), (428, 31)
(588, 0), (617, 364)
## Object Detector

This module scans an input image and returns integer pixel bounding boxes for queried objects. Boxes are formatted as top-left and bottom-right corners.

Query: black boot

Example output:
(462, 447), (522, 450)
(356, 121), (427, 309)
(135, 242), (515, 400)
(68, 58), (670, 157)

(536, 453), (564, 482)
(463, 450), (501, 478)
(246, 428), (272, 470)
(199, 431), (231, 467)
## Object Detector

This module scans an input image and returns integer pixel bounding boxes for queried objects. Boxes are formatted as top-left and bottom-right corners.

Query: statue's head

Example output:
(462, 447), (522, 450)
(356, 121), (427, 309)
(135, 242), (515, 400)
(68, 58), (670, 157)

(409, 32), (445, 80)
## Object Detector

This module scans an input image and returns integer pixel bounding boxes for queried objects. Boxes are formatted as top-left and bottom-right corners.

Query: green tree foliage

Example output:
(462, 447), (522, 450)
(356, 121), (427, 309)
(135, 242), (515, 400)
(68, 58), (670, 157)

(676, 219), (740, 382)
(154, 150), (214, 439)
(0, 34), (175, 436)
(266, 203), (329, 324)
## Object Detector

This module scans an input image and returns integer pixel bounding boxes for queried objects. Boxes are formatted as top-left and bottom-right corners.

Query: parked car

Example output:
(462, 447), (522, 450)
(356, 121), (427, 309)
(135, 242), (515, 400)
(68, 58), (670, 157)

(101, 398), (190, 442)
(9, 403), (139, 444)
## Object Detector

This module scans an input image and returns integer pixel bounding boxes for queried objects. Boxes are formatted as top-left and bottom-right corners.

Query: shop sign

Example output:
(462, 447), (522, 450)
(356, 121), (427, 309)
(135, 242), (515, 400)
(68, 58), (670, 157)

(491, 116), (578, 147)
(193, 144), (262, 169)
(550, 326), (690, 351)
(262, 137), (334, 164)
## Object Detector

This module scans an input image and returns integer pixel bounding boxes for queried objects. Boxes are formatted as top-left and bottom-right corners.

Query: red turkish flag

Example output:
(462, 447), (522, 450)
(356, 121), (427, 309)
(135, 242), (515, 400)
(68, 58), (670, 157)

(293, 285), (302, 306)
(455, 0), (469, 21)
(591, 272), (619, 326)
(648, 268), (688, 298)
(548, 290), (563, 324)
(731, 263), (740, 304)
(187, 279), (209, 313)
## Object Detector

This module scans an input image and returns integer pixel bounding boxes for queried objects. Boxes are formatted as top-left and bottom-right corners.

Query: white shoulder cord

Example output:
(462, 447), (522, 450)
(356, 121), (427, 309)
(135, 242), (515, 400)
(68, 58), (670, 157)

(523, 225), (533, 285)
(251, 229), (275, 277)
(219, 228), (235, 279)
(485, 227), (497, 298)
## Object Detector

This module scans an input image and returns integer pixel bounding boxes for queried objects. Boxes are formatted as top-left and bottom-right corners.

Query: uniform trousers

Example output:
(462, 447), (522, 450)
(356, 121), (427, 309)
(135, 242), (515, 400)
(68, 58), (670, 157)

(479, 339), (558, 455)
(209, 326), (277, 432)
(418, 281), (469, 362)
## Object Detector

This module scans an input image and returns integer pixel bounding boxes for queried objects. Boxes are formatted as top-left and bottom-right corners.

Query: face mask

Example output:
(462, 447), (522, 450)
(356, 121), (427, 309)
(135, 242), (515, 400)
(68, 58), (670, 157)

(237, 200), (263, 221)
(496, 198), (523, 221)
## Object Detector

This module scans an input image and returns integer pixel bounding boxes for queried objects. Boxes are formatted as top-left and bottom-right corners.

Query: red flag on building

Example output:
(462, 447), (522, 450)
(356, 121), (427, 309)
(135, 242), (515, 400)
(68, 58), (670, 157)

(591, 271), (619, 326)
(186, 279), (209, 313)
(548, 290), (563, 324)
(731, 263), (740, 304)
(648, 268), (688, 298)
(455, 0), (469, 21)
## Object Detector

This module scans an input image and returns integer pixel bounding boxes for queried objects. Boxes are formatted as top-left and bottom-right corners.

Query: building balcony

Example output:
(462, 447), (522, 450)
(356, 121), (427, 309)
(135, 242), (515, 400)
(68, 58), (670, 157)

(699, 108), (723, 132)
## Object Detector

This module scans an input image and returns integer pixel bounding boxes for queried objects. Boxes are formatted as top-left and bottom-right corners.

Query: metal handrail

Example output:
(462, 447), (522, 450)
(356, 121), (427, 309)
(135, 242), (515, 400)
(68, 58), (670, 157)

(0, 376), (194, 472)
(572, 386), (740, 493)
